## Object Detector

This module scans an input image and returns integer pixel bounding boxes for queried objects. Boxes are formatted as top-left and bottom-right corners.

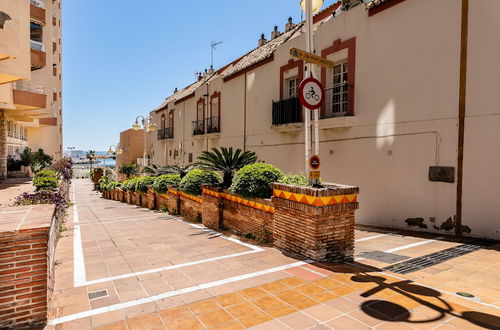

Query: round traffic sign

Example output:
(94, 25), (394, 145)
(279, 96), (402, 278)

(309, 155), (320, 170)
(299, 78), (324, 110)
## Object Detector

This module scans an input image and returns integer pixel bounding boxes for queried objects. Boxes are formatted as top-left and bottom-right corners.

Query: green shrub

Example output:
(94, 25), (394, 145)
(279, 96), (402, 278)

(33, 176), (59, 191)
(135, 176), (155, 193)
(153, 174), (181, 194)
(179, 169), (222, 196)
(230, 163), (283, 198)
(35, 169), (59, 179)
(278, 174), (312, 187)
(121, 178), (139, 191)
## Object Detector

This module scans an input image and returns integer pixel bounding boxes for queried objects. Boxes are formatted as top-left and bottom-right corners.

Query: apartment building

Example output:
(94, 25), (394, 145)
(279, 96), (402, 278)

(149, 0), (499, 240)
(116, 129), (151, 169)
(0, 0), (63, 178)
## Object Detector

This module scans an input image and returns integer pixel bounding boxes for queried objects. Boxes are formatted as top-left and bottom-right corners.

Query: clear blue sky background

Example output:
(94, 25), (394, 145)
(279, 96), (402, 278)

(62, 0), (335, 151)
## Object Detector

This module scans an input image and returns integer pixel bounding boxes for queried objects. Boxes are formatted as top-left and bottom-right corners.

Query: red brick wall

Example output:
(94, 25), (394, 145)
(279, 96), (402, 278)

(222, 197), (273, 242)
(180, 195), (202, 221)
(201, 187), (223, 229)
(0, 206), (57, 328)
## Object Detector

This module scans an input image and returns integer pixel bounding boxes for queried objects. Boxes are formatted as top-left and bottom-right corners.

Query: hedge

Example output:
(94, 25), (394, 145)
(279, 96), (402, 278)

(230, 163), (283, 198)
(153, 174), (181, 194)
(179, 169), (222, 196)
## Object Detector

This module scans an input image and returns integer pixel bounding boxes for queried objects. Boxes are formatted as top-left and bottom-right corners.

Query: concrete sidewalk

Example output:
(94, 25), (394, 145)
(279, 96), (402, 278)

(45, 179), (500, 329)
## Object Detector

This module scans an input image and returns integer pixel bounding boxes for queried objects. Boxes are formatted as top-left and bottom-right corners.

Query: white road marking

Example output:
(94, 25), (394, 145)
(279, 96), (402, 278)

(71, 182), (265, 287)
(355, 237), (444, 261)
(355, 234), (388, 242)
(50, 260), (310, 325)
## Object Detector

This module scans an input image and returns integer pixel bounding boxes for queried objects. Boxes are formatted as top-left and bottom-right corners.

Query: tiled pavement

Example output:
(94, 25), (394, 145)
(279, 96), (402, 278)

(45, 179), (500, 329)
(0, 177), (33, 206)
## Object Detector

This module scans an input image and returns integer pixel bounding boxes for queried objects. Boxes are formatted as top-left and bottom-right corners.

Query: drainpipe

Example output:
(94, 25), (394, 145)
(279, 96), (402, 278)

(205, 82), (210, 152)
(243, 72), (247, 151)
(456, 0), (469, 237)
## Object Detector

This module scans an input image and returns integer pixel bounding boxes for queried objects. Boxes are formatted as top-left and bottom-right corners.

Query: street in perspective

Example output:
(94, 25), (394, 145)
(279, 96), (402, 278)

(0, 0), (499, 329)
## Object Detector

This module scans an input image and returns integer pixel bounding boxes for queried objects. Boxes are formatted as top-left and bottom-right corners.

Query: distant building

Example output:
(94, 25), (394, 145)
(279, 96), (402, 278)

(148, 0), (500, 240)
(116, 129), (151, 170)
(0, 0), (63, 178)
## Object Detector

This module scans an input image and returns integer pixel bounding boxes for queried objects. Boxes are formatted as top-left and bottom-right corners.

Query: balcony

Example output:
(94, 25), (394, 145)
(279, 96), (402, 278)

(30, 41), (46, 70)
(30, 0), (46, 24)
(13, 81), (47, 111)
(272, 97), (302, 126)
(38, 118), (57, 126)
(192, 119), (205, 136)
(157, 127), (174, 140)
(206, 116), (220, 134)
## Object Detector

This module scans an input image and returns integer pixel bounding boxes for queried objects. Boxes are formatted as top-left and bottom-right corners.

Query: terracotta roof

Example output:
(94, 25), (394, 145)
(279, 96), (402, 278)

(220, 23), (303, 80)
(366, 0), (391, 9)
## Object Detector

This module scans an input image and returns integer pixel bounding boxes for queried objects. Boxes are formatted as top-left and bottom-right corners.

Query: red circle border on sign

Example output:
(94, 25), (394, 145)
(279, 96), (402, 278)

(309, 155), (321, 170)
(299, 77), (325, 110)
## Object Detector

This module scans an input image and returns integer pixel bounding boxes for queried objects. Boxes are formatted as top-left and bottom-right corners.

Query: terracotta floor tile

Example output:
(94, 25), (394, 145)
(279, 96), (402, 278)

(90, 310), (126, 328)
(126, 313), (163, 330)
(167, 316), (205, 330)
(289, 297), (319, 310)
(252, 295), (284, 311)
(279, 311), (319, 329)
(238, 287), (268, 300)
(267, 304), (297, 318)
(287, 267), (325, 281)
(93, 321), (128, 330)
(159, 305), (193, 322)
(311, 291), (340, 303)
(259, 281), (289, 293)
(303, 304), (342, 322)
(325, 315), (369, 329)
(54, 316), (91, 330)
(250, 319), (290, 330)
(347, 308), (388, 327)
(226, 302), (263, 319)
(314, 277), (345, 290)
(296, 283), (328, 296)
(210, 320), (246, 329)
(188, 299), (220, 314)
(214, 292), (245, 307)
(329, 285), (357, 297)
(325, 297), (360, 313)
(279, 277), (307, 288)
(274, 289), (308, 304)
(198, 309), (235, 327)
(238, 312), (272, 327)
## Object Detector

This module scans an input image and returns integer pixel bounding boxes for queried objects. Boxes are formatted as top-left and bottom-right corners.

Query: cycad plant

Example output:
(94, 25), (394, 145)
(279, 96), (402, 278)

(195, 147), (258, 188)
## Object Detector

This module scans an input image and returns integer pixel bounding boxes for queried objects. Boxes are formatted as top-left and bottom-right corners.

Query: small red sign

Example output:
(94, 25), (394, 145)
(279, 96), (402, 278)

(299, 78), (324, 110)
(309, 155), (321, 170)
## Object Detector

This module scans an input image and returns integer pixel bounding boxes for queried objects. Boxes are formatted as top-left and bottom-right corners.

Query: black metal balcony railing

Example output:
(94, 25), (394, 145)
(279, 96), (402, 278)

(192, 119), (205, 136)
(206, 116), (220, 134)
(157, 127), (174, 140)
(323, 87), (349, 119)
(272, 97), (302, 126)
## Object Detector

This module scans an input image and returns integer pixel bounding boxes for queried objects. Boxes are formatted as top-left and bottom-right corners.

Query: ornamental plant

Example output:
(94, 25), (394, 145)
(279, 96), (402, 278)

(35, 169), (59, 179)
(135, 176), (155, 193)
(153, 174), (181, 194)
(33, 176), (59, 191)
(122, 178), (139, 192)
(230, 163), (284, 198)
(278, 174), (312, 187)
(118, 163), (139, 179)
(14, 189), (66, 209)
(50, 158), (73, 181)
(179, 169), (222, 196)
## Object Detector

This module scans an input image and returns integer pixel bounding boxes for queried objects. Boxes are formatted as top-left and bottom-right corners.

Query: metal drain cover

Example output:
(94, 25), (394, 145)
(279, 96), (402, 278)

(457, 292), (475, 298)
(358, 251), (409, 263)
(88, 289), (108, 300)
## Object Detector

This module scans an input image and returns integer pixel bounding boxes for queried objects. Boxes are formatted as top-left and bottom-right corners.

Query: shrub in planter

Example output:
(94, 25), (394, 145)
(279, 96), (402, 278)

(121, 178), (139, 192)
(35, 169), (59, 179)
(230, 163), (283, 198)
(179, 169), (222, 196)
(50, 158), (73, 181)
(135, 176), (155, 193)
(278, 174), (312, 187)
(153, 174), (181, 194)
(33, 176), (59, 191)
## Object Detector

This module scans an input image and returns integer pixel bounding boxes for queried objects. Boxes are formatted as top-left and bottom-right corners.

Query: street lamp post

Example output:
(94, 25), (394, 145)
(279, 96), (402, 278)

(132, 116), (157, 168)
(300, 0), (323, 181)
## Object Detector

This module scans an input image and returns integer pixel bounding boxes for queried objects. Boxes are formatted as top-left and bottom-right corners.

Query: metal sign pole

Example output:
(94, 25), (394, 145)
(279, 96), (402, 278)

(304, 0), (313, 178)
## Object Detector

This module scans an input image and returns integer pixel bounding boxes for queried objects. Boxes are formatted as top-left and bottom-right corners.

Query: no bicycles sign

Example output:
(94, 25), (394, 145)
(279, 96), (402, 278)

(299, 77), (324, 110)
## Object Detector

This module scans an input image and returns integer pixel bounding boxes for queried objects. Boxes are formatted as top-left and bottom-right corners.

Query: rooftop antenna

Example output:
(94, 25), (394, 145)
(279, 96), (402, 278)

(210, 39), (223, 68)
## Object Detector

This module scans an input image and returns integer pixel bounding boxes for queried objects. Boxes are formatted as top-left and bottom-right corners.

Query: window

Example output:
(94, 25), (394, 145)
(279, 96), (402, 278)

(188, 153), (193, 163)
(169, 110), (174, 129)
(161, 114), (166, 131)
(287, 78), (298, 98)
(6, 121), (12, 137)
(30, 23), (42, 42)
(329, 62), (348, 117)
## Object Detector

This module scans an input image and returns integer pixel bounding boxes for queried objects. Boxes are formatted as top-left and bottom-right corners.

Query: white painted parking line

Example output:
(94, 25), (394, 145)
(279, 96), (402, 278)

(355, 234), (388, 242)
(50, 260), (310, 325)
(355, 237), (444, 261)
(71, 185), (265, 287)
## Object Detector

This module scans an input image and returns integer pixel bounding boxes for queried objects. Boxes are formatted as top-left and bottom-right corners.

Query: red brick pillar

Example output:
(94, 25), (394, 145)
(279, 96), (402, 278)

(272, 183), (359, 262)
(0, 110), (6, 180)
(166, 188), (181, 215)
(201, 185), (223, 229)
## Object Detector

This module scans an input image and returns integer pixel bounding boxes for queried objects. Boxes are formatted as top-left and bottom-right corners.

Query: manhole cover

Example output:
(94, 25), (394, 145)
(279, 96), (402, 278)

(88, 289), (108, 300)
(358, 251), (409, 263)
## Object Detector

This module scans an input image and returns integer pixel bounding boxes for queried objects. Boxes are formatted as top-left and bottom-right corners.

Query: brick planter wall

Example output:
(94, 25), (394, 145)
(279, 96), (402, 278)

(146, 189), (156, 210)
(0, 205), (57, 328)
(156, 193), (169, 212)
(131, 192), (141, 206)
(124, 191), (132, 204)
(140, 192), (149, 208)
(201, 186), (223, 229)
(272, 183), (359, 262)
(179, 193), (202, 221)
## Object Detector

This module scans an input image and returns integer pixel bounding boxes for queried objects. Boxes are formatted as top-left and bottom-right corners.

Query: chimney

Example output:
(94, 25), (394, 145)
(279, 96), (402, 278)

(208, 65), (215, 75)
(174, 87), (178, 93)
(258, 33), (267, 47)
(285, 17), (294, 32)
(271, 25), (281, 40)
(197, 72), (203, 81)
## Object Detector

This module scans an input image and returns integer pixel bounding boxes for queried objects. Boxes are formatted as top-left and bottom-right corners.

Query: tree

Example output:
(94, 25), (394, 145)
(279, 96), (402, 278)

(118, 163), (139, 179)
(160, 164), (197, 179)
(86, 150), (96, 164)
(195, 147), (258, 188)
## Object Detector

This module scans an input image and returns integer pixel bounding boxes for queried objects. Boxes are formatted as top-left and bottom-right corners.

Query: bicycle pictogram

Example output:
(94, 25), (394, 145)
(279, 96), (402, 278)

(305, 87), (320, 101)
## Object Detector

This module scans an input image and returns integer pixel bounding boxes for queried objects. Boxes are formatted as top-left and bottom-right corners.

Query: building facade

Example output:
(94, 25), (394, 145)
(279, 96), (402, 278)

(0, 0), (63, 178)
(148, 0), (499, 240)
(116, 128), (151, 170)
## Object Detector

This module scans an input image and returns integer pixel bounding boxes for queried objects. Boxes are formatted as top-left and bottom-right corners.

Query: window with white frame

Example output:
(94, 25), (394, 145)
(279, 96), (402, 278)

(287, 78), (298, 98)
(331, 62), (348, 116)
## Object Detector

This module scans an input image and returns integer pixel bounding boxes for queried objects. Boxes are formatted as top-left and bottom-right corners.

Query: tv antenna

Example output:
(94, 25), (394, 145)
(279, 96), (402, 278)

(211, 39), (223, 68)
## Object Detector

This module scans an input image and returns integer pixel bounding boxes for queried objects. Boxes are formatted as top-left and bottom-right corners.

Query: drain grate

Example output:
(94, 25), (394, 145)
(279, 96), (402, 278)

(88, 289), (108, 300)
(358, 251), (409, 264)
(384, 241), (491, 274)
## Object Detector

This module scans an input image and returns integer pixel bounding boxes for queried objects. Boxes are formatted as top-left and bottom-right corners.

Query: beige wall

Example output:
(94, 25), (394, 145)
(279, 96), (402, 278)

(150, 0), (498, 239)
(116, 129), (150, 168)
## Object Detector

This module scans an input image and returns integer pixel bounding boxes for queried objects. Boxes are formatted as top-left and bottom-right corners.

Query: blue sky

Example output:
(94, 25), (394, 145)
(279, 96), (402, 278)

(62, 0), (335, 151)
